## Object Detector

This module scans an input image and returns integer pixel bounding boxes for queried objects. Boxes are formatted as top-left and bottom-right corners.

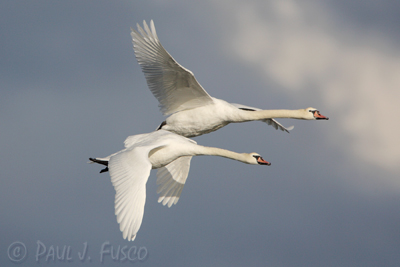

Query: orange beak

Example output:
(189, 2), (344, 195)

(257, 157), (271, 166)
(314, 111), (329, 120)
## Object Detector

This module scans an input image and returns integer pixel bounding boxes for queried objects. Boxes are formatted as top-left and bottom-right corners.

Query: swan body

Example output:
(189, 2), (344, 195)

(131, 20), (328, 138)
(89, 130), (270, 241)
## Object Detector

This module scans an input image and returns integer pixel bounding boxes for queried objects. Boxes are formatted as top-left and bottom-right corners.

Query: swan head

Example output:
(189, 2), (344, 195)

(249, 153), (271, 166)
(305, 107), (329, 120)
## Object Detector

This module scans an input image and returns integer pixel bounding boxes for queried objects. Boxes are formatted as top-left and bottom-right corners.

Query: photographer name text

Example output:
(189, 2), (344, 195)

(7, 240), (148, 263)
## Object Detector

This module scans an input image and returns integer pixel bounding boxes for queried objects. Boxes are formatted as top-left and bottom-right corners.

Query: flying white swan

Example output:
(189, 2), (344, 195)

(130, 20), (328, 138)
(89, 130), (270, 241)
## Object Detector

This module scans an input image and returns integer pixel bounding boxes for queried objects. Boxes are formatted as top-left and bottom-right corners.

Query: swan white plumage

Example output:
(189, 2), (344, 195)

(130, 20), (328, 138)
(89, 130), (270, 241)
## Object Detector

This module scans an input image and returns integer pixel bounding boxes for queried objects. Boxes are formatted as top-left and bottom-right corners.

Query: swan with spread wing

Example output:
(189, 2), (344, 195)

(131, 20), (328, 138)
(89, 130), (270, 241)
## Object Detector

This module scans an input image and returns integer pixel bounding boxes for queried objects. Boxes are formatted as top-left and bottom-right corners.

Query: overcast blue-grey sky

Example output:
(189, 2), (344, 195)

(1, 1), (400, 266)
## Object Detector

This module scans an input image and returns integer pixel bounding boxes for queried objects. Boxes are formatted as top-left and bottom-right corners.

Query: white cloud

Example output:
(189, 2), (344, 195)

(209, 0), (400, 173)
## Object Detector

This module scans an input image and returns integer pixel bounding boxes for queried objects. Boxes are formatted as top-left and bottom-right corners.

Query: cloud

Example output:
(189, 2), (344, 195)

(209, 0), (400, 174)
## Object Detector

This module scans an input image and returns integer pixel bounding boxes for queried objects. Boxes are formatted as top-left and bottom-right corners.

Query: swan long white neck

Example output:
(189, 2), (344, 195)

(192, 146), (252, 164)
(237, 109), (306, 121)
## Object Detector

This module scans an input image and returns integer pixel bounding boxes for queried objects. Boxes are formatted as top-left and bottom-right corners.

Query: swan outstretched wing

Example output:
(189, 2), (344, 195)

(109, 133), (172, 241)
(156, 156), (192, 207)
(109, 147), (151, 241)
(109, 130), (193, 240)
(131, 20), (213, 115)
(231, 103), (294, 133)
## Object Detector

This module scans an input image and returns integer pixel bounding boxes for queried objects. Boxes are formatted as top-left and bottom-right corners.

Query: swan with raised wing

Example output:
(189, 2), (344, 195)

(131, 20), (328, 138)
(89, 130), (270, 241)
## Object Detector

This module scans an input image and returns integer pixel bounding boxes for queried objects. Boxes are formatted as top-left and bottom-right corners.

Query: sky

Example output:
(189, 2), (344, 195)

(1, 0), (400, 266)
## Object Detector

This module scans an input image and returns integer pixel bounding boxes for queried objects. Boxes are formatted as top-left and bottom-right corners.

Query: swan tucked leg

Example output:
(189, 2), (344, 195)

(89, 157), (109, 173)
